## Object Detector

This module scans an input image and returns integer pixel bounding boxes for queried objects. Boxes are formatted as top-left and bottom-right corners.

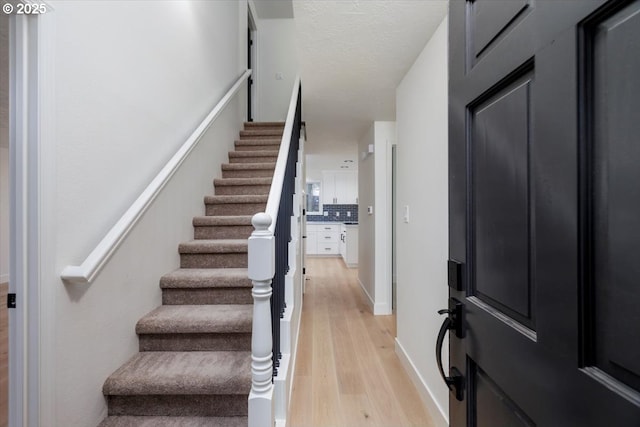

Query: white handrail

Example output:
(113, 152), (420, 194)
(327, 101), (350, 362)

(61, 70), (252, 285)
(264, 75), (301, 233)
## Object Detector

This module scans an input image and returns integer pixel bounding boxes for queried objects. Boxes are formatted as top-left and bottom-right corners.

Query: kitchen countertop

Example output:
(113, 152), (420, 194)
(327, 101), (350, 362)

(307, 221), (358, 225)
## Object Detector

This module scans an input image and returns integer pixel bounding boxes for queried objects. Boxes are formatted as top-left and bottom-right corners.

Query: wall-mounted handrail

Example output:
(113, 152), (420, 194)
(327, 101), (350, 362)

(60, 70), (252, 285)
(264, 75), (301, 233)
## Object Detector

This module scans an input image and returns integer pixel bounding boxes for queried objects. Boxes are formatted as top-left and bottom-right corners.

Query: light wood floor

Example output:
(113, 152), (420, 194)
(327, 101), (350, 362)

(288, 258), (435, 427)
(0, 282), (7, 427)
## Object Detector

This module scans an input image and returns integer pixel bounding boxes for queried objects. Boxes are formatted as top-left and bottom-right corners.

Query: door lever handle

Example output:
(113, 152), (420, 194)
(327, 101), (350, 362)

(435, 298), (465, 401)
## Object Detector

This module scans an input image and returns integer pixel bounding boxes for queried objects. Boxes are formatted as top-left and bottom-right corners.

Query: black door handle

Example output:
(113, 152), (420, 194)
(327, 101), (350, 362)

(435, 298), (465, 401)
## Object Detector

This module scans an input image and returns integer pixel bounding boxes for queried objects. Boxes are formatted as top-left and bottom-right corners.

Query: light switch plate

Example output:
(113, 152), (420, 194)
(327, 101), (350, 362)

(347, 212), (351, 217)
(404, 205), (410, 223)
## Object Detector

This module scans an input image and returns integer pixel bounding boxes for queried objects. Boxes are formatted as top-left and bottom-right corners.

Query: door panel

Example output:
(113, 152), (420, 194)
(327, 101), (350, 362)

(471, 0), (531, 62)
(587, 3), (640, 390)
(448, 0), (640, 425)
(472, 73), (533, 325)
(471, 360), (535, 427)
(591, 0), (640, 392)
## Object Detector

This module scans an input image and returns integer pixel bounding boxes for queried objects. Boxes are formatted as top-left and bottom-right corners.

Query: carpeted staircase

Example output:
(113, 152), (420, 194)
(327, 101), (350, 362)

(99, 122), (285, 427)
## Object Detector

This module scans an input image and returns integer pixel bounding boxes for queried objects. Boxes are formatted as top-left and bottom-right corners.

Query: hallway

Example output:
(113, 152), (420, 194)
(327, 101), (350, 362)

(289, 258), (434, 426)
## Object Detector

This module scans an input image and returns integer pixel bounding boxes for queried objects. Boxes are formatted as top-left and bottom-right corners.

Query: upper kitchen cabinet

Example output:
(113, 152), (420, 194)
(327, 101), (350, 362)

(322, 170), (358, 205)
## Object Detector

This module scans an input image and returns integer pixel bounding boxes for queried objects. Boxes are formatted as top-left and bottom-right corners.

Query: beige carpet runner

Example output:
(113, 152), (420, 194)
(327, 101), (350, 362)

(98, 122), (284, 427)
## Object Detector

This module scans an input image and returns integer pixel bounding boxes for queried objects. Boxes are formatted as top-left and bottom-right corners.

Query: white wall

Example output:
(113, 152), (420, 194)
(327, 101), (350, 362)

(395, 16), (449, 427)
(357, 122), (394, 314)
(0, 147), (7, 283)
(0, 12), (8, 284)
(256, 19), (298, 121)
(358, 125), (375, 305)
(37, 1), (248, 425)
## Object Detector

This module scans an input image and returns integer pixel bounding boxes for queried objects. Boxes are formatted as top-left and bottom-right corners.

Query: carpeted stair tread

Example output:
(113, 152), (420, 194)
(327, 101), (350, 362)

(178, 240), (247, 254)
(221, 162), (276, 170)
(103, 351), (251, 396)
(213, 177), (272, 186)
(239, 129), (283, 138)
(228, 150), (279, 158)
(136, 305), (252, 334)
(204, 194), (268, 204)
(99, 416), (248, 427)
(160, 268), (251, 289)
(234, 139), (281, 146)
(244, 121), (284, 128)
(192, 216), (252, 226)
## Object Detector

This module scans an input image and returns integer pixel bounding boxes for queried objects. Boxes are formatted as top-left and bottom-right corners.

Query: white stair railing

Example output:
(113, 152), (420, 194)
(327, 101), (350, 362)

(247, 76), (301, 427)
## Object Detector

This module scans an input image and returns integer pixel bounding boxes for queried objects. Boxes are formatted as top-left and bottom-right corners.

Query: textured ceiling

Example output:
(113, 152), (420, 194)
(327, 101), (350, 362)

(253, 0), (294, 19)
(293, 0), (448, 154)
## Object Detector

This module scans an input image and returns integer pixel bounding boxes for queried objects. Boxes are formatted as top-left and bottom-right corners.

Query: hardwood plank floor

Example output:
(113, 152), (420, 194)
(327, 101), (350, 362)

(0, 282), (7, 427)
(289, 258), (435, 427)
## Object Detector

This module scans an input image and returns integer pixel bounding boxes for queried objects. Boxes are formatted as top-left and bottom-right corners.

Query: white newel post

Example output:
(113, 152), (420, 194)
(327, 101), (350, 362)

(248, 213), (275, 427)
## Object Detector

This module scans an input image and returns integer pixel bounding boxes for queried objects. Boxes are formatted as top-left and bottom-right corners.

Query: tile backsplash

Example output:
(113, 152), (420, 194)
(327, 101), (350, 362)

(307, 204), (359, 222)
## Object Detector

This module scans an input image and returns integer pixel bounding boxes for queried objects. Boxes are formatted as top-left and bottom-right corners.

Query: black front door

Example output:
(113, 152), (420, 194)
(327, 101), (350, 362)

(447, 0), (640, 425)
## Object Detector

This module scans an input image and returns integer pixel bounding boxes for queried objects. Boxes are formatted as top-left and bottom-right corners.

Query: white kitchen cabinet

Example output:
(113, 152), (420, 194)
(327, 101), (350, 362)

(306, 223), (340, 255)
(322, 170), (358, 205)
(340, 223), (359, 267)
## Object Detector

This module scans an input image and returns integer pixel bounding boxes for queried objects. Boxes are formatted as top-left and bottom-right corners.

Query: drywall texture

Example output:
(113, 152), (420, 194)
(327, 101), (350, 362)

(293, 0), (447, 152)
(0, 13), (7, 283)
(38, 1), (248, 425)
(0, 147), (7, 283)
(395, 16), (449, 426)
(358, 125), (375, 306)
(256, 19), (299, 121)
(357, 121), (394, 314)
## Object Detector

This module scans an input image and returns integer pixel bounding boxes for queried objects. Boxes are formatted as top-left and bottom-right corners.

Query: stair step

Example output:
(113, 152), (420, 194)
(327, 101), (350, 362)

(204, 195), (267, 216)
(234, 139), (281, 152)
(239, 129), (283, 139)
(244, 121), (285, 129)
(99, 416), (248, 427)
(193, 215), (253, 239)
(136, 305), (252, 351)
(160, 268), (252, 305)
(179, 240), (248, 268)
(228, 150), (278, 164)
(103, 351), (251, 417)
(221, 162), (275, 178)
(213, 177), (271, 196)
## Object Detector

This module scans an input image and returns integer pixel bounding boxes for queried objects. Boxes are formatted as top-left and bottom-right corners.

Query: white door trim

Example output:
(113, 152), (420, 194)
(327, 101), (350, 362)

(9, 3), (55, 425)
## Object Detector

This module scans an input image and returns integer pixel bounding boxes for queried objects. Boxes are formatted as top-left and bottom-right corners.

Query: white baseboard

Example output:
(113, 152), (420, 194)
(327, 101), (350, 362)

(357, 277), (374, 311)
(395, 338), (449, 427)
(357, 277), (391, 315)
(274, 353), (291, 424)
(374, 301), (392, 315)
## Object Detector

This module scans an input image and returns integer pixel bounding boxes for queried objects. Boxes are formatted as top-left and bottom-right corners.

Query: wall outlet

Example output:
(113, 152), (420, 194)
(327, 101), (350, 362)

(347, 211), (351, 217)
(404, 205), (410, 223)
(368, 206), (373, 215)
(336, 212), (340, 217)
(324, 211), (328, 216)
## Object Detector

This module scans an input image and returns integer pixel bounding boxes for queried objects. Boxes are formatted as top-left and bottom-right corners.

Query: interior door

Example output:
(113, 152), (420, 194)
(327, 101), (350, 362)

(446, 0), (640, 425)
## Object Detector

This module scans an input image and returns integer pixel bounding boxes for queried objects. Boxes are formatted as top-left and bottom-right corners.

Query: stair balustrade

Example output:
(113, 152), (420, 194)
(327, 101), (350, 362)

(247, 77), (301, 427)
